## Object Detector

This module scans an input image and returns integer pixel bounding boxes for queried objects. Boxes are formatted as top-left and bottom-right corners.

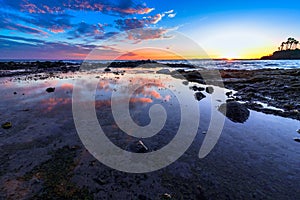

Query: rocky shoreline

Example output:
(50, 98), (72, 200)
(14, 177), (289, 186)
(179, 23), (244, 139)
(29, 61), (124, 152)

(1, 61), (299, 120)
(172, 68), (300, 120)
(221, 69), (300, 120)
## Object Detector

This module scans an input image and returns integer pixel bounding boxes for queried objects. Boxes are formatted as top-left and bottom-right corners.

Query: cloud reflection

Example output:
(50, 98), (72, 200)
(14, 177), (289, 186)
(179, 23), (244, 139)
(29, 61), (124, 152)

(40, 75), (172, 113)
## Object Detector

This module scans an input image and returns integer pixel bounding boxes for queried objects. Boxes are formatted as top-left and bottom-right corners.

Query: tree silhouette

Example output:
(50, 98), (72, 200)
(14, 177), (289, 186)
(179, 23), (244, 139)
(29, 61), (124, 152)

(280, 42), (285, 51)
(293, 40), (299, 49)
(287, 38), (293, 50)
(288, 38), (298, 50)
(279, 38), (299, 51)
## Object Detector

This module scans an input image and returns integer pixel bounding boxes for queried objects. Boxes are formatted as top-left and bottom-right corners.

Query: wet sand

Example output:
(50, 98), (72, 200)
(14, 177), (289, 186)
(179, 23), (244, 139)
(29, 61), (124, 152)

(0, 63), (299, 199)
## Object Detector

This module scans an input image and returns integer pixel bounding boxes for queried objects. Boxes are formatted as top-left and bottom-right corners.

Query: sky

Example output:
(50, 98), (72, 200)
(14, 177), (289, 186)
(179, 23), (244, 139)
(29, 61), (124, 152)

(0, 0), (300, 60)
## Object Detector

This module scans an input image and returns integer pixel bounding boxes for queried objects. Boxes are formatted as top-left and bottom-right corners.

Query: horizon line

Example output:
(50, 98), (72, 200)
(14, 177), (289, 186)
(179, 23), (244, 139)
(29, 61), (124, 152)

(0, 58), (264, 61)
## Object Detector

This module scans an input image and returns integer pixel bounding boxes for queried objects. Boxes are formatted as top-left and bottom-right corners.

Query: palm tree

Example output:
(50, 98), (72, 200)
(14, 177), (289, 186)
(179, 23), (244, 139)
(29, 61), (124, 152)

(280, 42), (285, 51)
(286, 38), (290, 50)
(293, 40), (299, 50)
(278, 38), (299, 51)
(287, 37), (296, 50)
(291, 38), (296, 49)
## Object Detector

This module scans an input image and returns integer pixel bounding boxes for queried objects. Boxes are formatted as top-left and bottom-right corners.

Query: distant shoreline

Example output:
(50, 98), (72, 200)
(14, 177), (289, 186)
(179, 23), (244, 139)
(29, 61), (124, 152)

(3, 58), (300, 62)
(261, 49), (300, 60)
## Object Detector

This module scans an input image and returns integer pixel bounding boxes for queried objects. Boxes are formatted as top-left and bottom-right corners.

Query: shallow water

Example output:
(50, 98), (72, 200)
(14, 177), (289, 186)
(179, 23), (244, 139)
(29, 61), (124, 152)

(0, 68), (299, 199)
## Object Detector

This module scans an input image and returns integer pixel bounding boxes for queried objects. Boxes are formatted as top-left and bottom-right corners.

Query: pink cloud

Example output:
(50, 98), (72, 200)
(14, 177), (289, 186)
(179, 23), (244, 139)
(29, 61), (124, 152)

(19, 0), (154, 16)
(130, 97), (153, 104)
(115, 7), (154, 15)
(150, 14), (163, 24)
(50, 28), (65, 33)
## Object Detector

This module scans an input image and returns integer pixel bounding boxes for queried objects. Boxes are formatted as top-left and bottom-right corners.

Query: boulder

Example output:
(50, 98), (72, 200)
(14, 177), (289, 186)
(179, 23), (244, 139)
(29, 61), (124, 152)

(46, 87), (55, 93)
(218, 101), (250, 123)
(190, 85), (205, 92)
(294, 137), (300, 143)
(206, 86), (214, 94)
(1, 122), (12, 129)
(194, 92), (206, 101)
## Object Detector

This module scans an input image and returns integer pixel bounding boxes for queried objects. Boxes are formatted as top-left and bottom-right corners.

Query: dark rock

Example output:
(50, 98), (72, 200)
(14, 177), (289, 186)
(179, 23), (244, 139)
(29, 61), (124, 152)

(226, 91), (233, 97)
(185, 72), (203, 81)
(283, 104), (294, 110)
(206, 86), (214, 94)
(161, 193), (172, 199)
(1, 122), (12, 129)
(217, 68), (300, 120)
(190, 85), (205, 92)
(194, 92), (206, 101)
(218, 101), (250, 123)
(294, 138), (300, 143)
(157, 69), (171, 74)
(176, 69), (185, 73)
(104, 68), (111, 72)
(297, 129), (300, 134)
(182, 81), (189, 85)
(128, 140), (149, 153)
(13, 92), (17, 95)
(46, 87), (55, 93)
(226, 98), (236, 102)
(244, 102), (263, 110)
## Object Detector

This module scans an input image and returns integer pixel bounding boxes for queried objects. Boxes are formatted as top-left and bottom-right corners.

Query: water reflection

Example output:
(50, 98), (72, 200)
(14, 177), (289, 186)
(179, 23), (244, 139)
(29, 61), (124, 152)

(36, 72), (175, 113)
(41, 98), (71, 112)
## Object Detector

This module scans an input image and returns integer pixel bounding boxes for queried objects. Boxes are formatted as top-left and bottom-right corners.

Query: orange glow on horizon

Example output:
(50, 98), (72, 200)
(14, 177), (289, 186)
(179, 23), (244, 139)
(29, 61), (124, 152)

(71, 46), (277, 60)
(117, 48), (184, 60)
(209, 45), (277, 60)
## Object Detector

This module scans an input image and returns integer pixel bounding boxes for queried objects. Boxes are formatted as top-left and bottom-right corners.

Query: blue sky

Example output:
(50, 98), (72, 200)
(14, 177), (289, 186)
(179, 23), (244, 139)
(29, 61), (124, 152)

(0, 0), (300, 59)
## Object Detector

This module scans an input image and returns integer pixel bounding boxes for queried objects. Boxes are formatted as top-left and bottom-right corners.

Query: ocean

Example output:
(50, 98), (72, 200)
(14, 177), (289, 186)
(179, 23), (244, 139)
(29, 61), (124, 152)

(1, 59), (300, 70)
(159, 59), (300, 70)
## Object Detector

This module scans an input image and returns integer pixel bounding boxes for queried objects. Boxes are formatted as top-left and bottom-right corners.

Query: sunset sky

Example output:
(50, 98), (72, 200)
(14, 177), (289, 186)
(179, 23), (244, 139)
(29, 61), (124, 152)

(0, 0), (300, 60)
